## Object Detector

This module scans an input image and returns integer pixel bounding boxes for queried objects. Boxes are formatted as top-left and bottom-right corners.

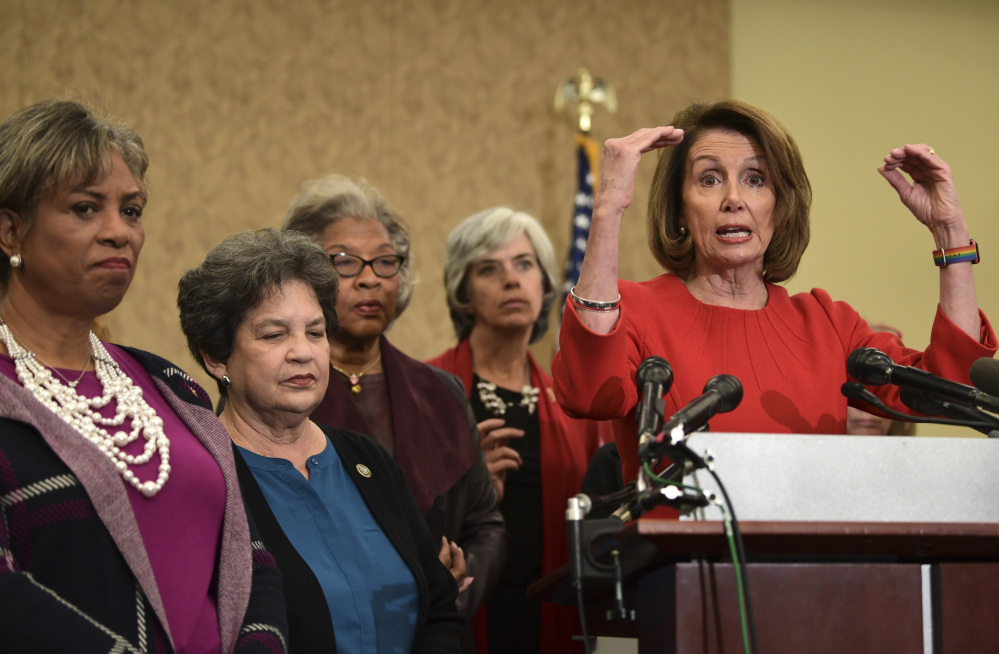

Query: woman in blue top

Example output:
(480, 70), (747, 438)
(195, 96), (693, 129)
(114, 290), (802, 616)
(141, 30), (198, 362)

(178, 228), (462, 653)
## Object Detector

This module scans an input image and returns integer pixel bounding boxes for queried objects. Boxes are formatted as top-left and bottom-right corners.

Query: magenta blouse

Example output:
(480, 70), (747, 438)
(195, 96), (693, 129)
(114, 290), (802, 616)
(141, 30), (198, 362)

(1, 344), (226, 653)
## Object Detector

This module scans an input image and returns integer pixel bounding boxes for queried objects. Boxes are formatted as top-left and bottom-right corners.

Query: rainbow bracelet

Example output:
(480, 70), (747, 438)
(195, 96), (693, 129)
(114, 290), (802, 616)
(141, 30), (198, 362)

(932, 239), (980, 266)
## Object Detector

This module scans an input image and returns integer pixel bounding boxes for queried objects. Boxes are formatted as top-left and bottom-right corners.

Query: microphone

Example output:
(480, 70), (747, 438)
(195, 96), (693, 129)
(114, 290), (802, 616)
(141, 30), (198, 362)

(847, 348), (999, 413)
(659, 374), (743, 438)
(900, 388), (999, 436)
(970, 358), (999, 397)
(841, 382), (999, 436)
(841, 381), (883, 408)
(634, 357), (673, 443)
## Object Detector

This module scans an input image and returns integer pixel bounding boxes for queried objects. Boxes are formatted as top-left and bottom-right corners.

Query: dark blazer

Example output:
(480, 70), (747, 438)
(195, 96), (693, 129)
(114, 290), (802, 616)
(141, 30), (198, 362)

(234, 423), (464, 653)
(0, 346), (288, 653)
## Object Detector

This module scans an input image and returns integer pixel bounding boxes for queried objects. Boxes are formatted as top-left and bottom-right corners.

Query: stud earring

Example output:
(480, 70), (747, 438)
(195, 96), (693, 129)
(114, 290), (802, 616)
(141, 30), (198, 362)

(9, 253), (22, 268)
(678, 226), (688, 236)
(221, 375), (231, 389)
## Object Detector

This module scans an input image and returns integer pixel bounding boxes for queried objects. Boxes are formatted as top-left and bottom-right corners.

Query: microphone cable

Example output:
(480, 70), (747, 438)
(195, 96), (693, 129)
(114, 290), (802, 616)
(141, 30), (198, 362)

(643, 461), (759, 654)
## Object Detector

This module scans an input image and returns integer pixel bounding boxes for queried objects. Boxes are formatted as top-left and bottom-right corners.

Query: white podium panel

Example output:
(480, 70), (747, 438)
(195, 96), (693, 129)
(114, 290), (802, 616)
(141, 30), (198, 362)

(679, 433), (999, 523)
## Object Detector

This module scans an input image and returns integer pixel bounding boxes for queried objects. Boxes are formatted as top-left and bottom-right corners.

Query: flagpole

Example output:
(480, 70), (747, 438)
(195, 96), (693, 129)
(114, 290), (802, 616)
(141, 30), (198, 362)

(553, 69), (617, 355)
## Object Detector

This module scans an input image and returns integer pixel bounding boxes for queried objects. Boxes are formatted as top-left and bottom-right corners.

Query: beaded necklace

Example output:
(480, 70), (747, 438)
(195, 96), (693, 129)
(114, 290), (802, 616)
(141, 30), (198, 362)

(475, 380), (540, 416)
(0, 320), (171, 497)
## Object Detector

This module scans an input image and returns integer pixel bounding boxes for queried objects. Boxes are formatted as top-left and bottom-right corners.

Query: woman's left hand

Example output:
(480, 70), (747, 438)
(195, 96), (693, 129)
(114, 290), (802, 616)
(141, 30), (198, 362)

(880, 143), (981, 341)
(438, 537), (473, 593)
(878, 144), (966, 238)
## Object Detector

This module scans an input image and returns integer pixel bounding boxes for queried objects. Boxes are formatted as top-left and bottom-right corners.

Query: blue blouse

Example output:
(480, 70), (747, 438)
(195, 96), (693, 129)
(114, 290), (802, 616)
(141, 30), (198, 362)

(237, 439), (420, 653)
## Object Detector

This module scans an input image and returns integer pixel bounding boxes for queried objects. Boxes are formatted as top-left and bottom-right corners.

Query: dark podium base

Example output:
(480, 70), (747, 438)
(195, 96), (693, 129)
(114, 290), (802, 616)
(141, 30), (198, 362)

(532, 520), (999, 654)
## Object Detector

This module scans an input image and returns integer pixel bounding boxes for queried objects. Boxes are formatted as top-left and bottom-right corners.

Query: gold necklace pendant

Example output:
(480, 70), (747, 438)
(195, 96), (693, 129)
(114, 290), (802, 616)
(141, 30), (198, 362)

(333, 351), (382, 395)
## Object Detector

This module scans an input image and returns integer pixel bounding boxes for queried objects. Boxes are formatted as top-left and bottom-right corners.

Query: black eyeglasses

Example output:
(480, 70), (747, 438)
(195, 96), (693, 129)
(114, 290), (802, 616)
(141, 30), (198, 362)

(329, 252), (405, 278)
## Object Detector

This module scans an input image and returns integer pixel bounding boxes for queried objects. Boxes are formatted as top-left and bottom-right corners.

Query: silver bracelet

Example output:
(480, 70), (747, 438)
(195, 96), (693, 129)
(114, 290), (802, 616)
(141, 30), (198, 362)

(569, 286), (621, 312)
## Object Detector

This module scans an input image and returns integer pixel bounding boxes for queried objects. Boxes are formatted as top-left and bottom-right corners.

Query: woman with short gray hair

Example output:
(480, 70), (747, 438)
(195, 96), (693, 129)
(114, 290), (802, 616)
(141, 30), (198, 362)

(284, 174), (417, 315)
(442, 207), (559, 345)
(284, 174), (506, 654)
(428, 207), (609, 654)
(178, 228), (463, 652)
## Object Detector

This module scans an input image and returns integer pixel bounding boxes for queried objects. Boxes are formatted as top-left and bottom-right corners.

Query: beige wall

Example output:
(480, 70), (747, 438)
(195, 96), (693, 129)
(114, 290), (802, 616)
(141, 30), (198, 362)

(732, 0), (999, 436)
(0, 0), (728, 397)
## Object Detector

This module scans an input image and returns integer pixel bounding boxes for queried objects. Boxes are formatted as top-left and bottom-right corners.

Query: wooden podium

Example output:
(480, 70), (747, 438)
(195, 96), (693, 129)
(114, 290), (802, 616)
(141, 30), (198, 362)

(531, 434), (999, 654)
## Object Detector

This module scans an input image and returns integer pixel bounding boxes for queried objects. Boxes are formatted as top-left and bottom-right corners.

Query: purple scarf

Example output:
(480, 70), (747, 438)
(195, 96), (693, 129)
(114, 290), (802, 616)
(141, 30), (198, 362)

(310, 336), (477, 515)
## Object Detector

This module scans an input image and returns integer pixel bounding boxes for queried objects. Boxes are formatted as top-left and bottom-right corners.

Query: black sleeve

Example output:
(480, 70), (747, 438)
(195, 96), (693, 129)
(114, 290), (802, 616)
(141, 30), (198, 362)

(435, 371), (507, 618)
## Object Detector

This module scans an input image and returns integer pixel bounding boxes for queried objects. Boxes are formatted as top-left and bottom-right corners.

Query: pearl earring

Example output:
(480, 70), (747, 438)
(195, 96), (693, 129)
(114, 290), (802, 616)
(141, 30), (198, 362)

(9, 253), (22, 268)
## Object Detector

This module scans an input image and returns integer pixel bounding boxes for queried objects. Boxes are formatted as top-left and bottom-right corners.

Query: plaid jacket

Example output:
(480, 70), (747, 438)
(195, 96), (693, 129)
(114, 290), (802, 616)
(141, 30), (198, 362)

(0, 346), (288, 653)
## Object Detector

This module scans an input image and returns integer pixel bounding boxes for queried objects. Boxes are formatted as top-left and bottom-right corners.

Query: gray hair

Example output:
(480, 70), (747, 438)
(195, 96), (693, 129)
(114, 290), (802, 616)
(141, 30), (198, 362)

(0, 99), (148, 282)
(443, 207), (558, 344)
(177, 228), (339, 394)
(282, 174), (415, 318)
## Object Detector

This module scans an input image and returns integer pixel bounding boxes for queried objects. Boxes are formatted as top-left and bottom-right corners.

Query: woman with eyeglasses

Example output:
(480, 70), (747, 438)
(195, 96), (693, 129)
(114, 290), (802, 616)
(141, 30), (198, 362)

(283, 174), (506, 654)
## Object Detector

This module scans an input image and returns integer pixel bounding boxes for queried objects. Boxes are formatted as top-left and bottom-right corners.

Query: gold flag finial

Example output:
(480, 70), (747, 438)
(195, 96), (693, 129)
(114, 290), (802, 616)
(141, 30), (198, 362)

(554, 68), (617, 134)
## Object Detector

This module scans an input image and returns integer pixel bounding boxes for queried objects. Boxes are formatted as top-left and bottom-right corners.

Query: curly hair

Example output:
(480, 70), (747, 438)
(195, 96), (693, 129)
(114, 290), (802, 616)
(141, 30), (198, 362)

(646, 99), (812, 283)
(177, 228), (339, 395)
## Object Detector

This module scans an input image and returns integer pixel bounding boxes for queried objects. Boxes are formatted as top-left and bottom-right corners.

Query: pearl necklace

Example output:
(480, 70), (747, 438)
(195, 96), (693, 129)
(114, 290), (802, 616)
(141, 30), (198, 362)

(0, 321), (171, 497)
(476, 379), (540, 417)
(332, 351), (382, 394)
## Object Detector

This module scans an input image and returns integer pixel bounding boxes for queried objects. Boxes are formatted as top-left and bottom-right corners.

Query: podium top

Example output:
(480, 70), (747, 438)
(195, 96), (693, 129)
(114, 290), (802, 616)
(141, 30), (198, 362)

(676, 432), (999, 524)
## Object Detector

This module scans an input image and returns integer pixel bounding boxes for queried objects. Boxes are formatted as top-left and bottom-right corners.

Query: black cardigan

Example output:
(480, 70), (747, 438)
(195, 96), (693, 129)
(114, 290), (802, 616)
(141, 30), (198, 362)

(233, 423), (463, 653)
(0, 346), (288, 653)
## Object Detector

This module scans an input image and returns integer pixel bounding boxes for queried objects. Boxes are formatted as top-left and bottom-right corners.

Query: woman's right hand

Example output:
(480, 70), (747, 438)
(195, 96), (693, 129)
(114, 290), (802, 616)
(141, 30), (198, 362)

(595, 126), (685, 217)
(571, 126), (684, 335)
(476, 418), (523, 503)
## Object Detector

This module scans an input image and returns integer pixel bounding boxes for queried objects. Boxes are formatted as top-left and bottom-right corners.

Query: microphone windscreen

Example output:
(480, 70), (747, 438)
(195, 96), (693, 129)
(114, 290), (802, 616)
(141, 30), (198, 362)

(840, 381), (866, 400)
(636, 356), (673, 388)
(969, 358), (999, 396)
(704, 374), (743, 412)
(847, 348), (893, 385)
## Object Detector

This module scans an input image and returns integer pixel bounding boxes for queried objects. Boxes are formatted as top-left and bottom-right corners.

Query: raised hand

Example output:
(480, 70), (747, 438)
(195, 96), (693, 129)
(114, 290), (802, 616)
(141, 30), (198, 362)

(476, 418), (524, 503)
(597, 126), (685, 216)
(878, 144), (965, 236)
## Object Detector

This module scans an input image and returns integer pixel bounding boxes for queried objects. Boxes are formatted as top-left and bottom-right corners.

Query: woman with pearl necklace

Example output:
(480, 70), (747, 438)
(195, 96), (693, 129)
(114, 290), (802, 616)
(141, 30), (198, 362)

(0, 99), (287, 652)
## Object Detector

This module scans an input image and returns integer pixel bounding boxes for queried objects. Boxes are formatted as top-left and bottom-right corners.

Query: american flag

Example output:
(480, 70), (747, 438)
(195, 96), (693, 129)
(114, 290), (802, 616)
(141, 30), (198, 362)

(560, 133), (599, 315)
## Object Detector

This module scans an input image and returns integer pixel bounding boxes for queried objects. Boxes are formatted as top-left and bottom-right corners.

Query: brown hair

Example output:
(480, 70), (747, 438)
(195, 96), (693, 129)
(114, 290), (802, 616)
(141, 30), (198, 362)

(646, 100), (811, 283)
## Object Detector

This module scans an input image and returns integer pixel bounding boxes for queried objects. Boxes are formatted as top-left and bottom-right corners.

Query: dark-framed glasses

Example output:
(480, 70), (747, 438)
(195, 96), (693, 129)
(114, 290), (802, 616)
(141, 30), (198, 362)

(329, 252), (405, 278)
